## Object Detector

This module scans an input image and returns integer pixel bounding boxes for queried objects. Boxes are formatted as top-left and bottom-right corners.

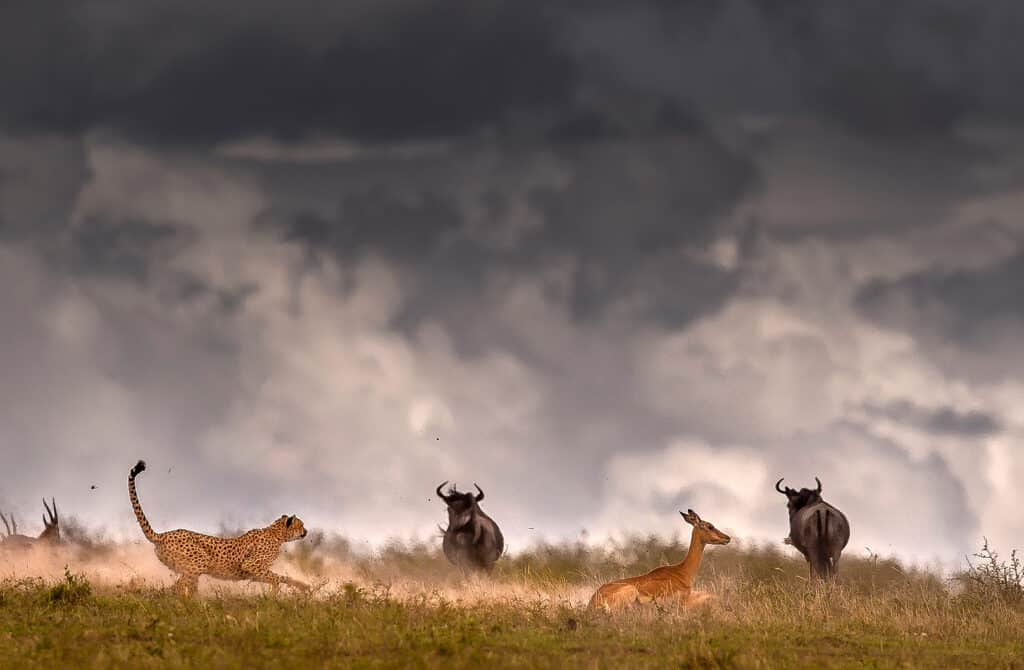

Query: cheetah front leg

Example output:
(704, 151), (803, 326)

(247, 570), (310, 593)
(240, 554), (310, 593)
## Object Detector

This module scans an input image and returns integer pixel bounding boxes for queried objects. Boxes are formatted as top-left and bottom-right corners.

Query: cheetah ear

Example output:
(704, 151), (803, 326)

(286, 515), (295, 528)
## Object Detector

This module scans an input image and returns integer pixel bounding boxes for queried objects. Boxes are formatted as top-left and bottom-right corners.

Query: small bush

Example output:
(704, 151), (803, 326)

(955, 538), (1024, 607)
(45, 567), (92, 605)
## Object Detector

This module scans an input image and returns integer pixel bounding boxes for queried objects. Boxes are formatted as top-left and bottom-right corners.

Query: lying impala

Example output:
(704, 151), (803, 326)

(589, 509), (730, 610)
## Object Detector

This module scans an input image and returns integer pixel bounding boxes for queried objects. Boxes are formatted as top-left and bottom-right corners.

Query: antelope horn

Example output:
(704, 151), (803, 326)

(775, 478), (787, 495)
(1, 513), (10, 536)
(43, 497), (57, 525)
(814, 477), (822, 494)
(474, 483), (484, 502)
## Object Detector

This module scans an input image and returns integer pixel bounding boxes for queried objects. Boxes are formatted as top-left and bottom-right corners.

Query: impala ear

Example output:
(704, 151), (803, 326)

(680, 510), (696, 526)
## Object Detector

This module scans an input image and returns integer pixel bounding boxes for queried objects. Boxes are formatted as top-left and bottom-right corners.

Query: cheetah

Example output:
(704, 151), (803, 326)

(128, 460), (310, 596)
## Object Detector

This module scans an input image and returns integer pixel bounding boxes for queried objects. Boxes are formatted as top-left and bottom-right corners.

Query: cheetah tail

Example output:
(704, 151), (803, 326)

(128, 460), (159, 543)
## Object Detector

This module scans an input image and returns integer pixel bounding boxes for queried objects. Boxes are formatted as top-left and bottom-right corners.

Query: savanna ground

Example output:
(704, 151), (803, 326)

(1, 527), (1023, 669)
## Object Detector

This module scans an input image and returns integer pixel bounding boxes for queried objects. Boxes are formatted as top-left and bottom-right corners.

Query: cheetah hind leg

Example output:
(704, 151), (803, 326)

(173, 573), (200, 597)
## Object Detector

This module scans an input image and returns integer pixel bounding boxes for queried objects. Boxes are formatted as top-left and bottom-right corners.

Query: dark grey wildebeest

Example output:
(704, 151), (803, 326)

(776, 477), (850, 580)
(436, 481), (504, 573)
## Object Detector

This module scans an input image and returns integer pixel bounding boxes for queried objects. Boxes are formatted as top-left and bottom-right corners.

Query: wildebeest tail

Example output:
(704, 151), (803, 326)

(817, 508), (837, 574)
(128, 460), (159, 543)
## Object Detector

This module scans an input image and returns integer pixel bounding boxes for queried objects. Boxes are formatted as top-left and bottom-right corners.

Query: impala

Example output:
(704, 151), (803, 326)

(589, 509), (730, 610)
(0, 498), (60, 549)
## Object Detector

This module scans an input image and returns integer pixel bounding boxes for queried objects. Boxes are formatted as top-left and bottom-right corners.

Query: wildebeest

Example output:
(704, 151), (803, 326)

(436, 481), (504, 573)
(776, 477), (850, 579)
(0, 498), (60, 549)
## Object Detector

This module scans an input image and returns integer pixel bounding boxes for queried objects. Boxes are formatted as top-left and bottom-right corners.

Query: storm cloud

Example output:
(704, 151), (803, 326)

(1, 1), (1023, 565)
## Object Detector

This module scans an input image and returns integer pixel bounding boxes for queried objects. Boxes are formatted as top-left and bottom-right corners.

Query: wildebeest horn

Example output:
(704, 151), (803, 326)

(814, 477), (822, 494)
(474, 484), (484, 502)
(436, 481), (450, 502)
(775, 478), (787, 495)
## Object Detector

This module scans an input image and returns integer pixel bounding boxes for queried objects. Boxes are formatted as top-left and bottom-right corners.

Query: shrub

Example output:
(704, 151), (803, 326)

(956, 538), (1024, 607)
(45, 568), (92, 605)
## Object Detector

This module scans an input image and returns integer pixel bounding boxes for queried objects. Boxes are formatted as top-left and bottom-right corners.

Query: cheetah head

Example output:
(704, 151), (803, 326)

(276, 514), (308, 541)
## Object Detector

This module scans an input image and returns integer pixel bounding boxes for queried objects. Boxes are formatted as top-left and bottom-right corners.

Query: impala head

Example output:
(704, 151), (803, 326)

(680, 509), (731, 545)
(775, 477), (823, 516)
(39, 498), (59, 542)
(274, 514), (308, 541)
(436, 481), (484, 531)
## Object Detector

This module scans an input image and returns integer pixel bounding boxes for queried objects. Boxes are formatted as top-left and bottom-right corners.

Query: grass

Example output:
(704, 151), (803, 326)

(1, 535), (1023, 668)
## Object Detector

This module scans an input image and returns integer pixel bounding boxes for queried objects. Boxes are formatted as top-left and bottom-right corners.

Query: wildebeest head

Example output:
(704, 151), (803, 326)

(775, 477), (823, 516)
(436, 481), (484, 530)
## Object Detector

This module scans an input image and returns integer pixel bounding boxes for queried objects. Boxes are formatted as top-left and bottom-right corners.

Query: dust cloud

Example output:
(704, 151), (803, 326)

(0, 535), (595, 605)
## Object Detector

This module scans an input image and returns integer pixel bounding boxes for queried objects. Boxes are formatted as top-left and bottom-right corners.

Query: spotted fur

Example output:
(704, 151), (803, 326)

(128, 460), (310, 596)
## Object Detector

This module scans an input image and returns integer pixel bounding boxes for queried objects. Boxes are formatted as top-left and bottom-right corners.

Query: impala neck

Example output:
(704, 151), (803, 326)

(670, 526), (707, 587)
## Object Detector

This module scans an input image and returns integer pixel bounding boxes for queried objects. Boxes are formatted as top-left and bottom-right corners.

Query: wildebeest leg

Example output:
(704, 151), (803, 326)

(809, 552), (830, 580)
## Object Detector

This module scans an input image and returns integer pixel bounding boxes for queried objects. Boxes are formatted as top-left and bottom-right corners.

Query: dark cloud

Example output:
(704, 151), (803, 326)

(2, 0), (1023, 563)
(7, 1), (1024, 145)
(0, 135), (87, 242)
(544, 99), (701, 144)
(574, 1), (1024, 141)
(863, 399), (1002, 437)
(855, 248), (1024, 384)
(280, 188), (463, 265)
(70, 219), (195, 282)
(856, 250), (1024, 345)
(261, 132), (755, 335)
(750, 0), (983, 138)
(0, 1), (579, 143)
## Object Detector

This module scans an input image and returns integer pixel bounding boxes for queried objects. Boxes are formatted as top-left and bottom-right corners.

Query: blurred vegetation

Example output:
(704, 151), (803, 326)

(2, 528), (1023, 668)
(0, 564), (1021, 669)
(285, 529), (940, 595)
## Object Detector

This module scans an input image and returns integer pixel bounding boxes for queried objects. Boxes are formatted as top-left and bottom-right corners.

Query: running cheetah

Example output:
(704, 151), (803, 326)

(128, 460), (310, 596)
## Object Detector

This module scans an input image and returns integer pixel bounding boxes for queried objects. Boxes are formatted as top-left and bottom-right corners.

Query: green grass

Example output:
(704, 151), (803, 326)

(2, 560), (1023, 669)
(2, 535), (1023, 668)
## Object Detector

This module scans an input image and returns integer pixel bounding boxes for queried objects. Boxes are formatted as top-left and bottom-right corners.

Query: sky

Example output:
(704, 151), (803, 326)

(2, 0), (1024, 566)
